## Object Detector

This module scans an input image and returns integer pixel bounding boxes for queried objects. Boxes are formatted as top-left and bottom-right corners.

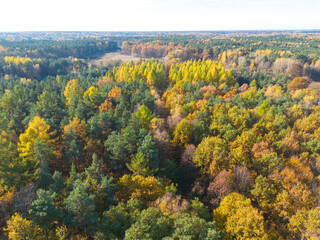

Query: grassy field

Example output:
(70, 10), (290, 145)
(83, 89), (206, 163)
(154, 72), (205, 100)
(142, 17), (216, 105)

(88, 52), (153, 66)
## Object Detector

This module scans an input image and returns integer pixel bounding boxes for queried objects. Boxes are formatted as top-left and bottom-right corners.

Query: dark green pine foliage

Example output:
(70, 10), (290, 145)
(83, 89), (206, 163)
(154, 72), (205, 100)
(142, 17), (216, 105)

(105, 124), (145, 171)
(138, 128), (149, 144)
(75, 100), (86, 120)
(34, 138), (53, 189)
(85, 153), (104, 180)
(114, 96), (127, 119)
(121, 109), (131, 127)
(32, 90), (65, 131)
(124, 208), (172, 240)
(122, 126), (138, 156)
(161, 160), (180, 184)
(63, 179), (98, 232)
(137, 133), (159, 171)
(68, 95), (80, 120)
(64, 128), (83, 166)
(85, 153), (116, 215)
(104, 132), (128, 171)
(29, 189), (60, 231)
(192, 121), (209, 145)
(49, 171), (65, 196)
(0, 85), (30, 135)
(127, 114), (143, 133)
(88, 111), (120, 141)
(170, 213), (224, 240)
(99, 199), (143, 239)
(0, 137), (20, 190)
(66, 163), (83, 191)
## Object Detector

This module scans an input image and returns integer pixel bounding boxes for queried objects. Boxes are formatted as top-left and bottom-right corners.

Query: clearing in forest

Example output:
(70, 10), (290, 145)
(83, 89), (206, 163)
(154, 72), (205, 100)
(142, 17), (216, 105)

(88, 52), (154, 66)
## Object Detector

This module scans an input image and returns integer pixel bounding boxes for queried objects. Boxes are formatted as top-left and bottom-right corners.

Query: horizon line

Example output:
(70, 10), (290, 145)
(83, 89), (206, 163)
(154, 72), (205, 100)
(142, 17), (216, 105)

(0, 29), (320, 33)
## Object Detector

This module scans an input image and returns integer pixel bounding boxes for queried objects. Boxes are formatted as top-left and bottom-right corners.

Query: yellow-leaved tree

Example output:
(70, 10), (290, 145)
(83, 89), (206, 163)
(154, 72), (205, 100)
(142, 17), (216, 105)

(108, 86), (122, 102)
(18, 116), (54, 161)
(64, 79), (83, 107)
(83, 86), (101, 109)
(213, 192), (268, 240)
(171, 119), (192, 148)
(5, 213), (44, 240)
(63, 117), (87, 141)
(115, 175), (166, 206)
(99, 99), (113, 112)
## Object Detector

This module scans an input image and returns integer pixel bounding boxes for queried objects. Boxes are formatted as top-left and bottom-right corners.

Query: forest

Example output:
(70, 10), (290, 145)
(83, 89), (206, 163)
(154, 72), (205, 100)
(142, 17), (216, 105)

(0, 31), (320, 239)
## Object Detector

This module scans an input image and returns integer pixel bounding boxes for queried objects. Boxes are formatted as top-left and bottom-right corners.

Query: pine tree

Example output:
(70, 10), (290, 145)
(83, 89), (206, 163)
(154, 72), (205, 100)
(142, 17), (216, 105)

(63, 179), (98, 232)
(50, 170), (66, 207)
(29, 189), (60, 233)
(66, 163), (82, 191)
(50, 171), (65, 196)
(0, 134), (20, 189)
(137, 133), (159, 170)
(85, 153), (116, 215)
(34, 139), (53, 189)
(135, 105), (153, 129)
(127, 152), (154, 177)
(104, 132), (127, 171)
(68, 95), (79, 120)
(124, 208), (171, 240)
(85, 153), (103, 181)
(75, 100), (86, 120)
(64, 128), (83, 167)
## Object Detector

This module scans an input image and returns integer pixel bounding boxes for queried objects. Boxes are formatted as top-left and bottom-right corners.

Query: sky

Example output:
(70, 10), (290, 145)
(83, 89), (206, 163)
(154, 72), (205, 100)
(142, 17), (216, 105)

(1, 0), (319, 31)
